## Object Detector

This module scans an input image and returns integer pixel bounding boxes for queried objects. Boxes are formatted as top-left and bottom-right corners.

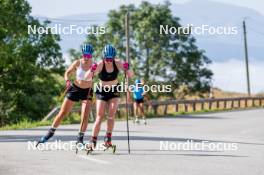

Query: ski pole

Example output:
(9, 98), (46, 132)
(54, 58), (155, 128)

(79, 62), (96, 138)
(124, 70), (131, 154)
(76, 62), (96, 154)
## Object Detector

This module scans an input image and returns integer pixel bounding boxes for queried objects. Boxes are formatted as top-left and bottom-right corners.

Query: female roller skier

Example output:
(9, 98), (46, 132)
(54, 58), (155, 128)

(132, 79), (147, 125)
(84, 44), (132, 152)
(36, 44), (97, 147)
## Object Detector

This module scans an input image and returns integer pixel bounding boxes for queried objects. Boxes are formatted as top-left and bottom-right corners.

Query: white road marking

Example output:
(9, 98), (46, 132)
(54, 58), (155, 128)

(78, 155), (111, 165)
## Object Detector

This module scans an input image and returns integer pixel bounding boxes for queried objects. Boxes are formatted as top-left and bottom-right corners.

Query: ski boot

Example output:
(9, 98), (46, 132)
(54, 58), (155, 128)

(86, 137), (97, 155)
(36, 128), (56, 147)
(135, 117), (140, 124)
(75, 132), (85, 154)
(103, 133), (116, 154)
(142, 118), (147, 125)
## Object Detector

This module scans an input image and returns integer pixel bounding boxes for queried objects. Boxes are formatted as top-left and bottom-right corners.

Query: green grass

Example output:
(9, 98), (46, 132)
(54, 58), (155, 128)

(0, 113), (82, 131)
(0, 120), (52, 131)
(1, 106), (262, 131)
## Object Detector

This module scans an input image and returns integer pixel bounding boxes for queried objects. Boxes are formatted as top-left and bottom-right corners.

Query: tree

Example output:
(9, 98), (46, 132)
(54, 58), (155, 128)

(0, 0), (64, 126)
(70, 1), (213, 99)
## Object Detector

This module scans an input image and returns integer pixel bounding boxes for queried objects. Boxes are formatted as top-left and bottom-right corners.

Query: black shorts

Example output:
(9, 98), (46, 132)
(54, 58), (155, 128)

(66, 83), (93, 102)
(135, 98), (144, 104)
(96, 84), (120, 102)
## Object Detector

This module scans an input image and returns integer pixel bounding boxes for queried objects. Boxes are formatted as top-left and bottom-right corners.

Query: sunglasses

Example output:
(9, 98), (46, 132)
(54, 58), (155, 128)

(105, 57), (113, 62)
(83, 54), (92, 59)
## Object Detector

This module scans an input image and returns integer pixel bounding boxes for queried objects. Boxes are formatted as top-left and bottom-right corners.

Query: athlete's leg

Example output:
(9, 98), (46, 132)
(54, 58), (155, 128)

(139, 102), (146, 124)
(52, 98), (75, 128)
(77, 99), (92, 143)
(79, 100), (92, 132)
(139, 102), (144, 118)
(37, 98), (74, 144)
(134, 101), (140, 123)
(103, 98), (119, 146)
(106, 98), (120, 133)
(92, 100), (106, 137)
(133, 101), (138, 117)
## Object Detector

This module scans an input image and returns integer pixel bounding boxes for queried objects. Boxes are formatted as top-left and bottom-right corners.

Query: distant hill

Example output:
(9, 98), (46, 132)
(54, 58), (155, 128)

(171, 0), (264, 61)
(35, 0), (264, 62)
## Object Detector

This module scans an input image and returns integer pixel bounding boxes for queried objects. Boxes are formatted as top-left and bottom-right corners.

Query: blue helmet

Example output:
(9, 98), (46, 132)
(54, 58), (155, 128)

(102, 44), (116, 59)
(135, 79), (141, 84)
(82, 44), (94, 55)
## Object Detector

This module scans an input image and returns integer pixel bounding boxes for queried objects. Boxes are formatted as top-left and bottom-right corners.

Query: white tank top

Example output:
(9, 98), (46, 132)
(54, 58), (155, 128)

(76, 60), (88, 81)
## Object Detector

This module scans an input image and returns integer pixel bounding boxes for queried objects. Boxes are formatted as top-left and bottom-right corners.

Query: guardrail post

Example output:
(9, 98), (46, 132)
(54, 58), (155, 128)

(42, 97), (264, 121)
(164, 105), (168, 115)
(224, 100), (227, 109)
(216, 101), (220, 109)
(209, 101), (212, 110)
(192, 103), (196, 112)
(252, 99), (256, 107)
(184, 104), (188, 112)
(231, 100), (234, 108)
(175, 104), (179, 112)
(117, 109), (121, 119)
(153, 105), (158, 115)
(201, 102), (204, 110)
(245, 99), (248, 107)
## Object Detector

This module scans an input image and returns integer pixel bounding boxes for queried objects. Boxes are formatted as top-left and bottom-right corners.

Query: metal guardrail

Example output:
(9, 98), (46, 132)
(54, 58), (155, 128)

(42, 97), (264, 121)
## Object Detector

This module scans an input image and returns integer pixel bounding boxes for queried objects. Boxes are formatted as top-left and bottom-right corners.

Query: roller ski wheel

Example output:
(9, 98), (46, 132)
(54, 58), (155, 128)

(36, 128), (56, 147)
(86, 147), (93, 155)
(86, 140), (96, 155)
(75, 141), (85, 154)
(86, 146), (94, 155)
(135, 119), (140, 124)
(103, 142), (116, 154)
(75, 132), (85, 154)
(36, 136), (47, 147)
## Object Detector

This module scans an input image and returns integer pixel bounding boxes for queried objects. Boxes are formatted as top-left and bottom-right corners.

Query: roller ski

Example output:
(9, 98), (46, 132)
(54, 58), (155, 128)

(75, 132), (85, 154)
(86, 137), (97, 155)
(36, 128), (56, 147)
(134, 117), (140, 124)
(102, 133), (116, 154)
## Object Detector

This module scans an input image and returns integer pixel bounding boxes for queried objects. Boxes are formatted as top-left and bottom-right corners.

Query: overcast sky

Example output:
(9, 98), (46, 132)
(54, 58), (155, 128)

(28, 0), (264, 18)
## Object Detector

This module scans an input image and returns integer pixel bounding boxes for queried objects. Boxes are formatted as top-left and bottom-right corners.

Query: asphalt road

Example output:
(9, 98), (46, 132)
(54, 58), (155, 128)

(0, 109), (264, 175)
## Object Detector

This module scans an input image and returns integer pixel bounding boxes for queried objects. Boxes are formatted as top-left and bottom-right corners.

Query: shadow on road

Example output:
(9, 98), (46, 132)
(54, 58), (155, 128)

(130, 152), (249, 157)
(1, 135), (263, 146)
(19, 128), (145, 133)
(165, 115), (226, 120)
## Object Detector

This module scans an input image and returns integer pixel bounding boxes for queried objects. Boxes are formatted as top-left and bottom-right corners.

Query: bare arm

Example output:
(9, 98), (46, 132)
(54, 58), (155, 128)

(115, 59), (125, 71)
(84, 61), (103, 80)
(64, 60), (79, 81)
(115, 59), (134, 78)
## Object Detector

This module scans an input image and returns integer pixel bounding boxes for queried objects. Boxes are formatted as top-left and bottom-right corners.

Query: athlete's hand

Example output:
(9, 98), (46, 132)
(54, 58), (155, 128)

(91, 63), (97, 72)
(123, 62), (129, 70)
(65, 80), (71, 89)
